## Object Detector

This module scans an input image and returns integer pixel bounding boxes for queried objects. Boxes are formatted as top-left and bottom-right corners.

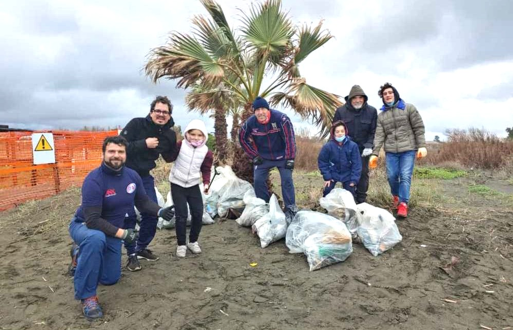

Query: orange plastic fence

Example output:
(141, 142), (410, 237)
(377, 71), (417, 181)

(0, 130), (118, 211)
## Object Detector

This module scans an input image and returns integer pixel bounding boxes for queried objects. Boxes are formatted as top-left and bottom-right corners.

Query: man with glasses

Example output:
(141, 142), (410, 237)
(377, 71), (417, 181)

(120, 96), (177, 270)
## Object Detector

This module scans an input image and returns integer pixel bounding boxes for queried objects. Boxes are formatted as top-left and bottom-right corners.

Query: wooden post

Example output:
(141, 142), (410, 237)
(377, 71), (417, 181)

(53, 164), (60, 194)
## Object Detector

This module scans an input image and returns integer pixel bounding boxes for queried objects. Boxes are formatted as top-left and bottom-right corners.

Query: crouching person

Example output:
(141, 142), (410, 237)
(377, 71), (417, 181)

(68, 136), (174, 319)
(318, 121), (362, 199)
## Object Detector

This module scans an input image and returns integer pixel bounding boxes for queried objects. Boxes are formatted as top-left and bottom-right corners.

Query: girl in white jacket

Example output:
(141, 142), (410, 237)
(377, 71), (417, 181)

(168, 119), (213, 257)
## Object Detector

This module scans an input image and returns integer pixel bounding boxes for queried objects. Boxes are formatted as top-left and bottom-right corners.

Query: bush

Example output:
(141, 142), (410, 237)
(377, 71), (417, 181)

(295, 133), (324, 172)
(422, 128), (513, 170)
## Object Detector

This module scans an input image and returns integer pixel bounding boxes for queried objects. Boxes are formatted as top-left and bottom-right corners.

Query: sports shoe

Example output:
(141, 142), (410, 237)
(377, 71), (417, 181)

(392, 195), (399, 209)
(68, 242), (79, 277)
(126, 254), (141, 272)
(397, 202), (408, 218)
(176, 245), (187, 258)
(81, 295), (103, 319)
(187, 241), (202, 254)
(137, 249), (159, 261)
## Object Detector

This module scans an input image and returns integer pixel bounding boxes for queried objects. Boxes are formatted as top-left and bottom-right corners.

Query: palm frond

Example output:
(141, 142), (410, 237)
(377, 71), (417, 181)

(269, 78), (343, 138)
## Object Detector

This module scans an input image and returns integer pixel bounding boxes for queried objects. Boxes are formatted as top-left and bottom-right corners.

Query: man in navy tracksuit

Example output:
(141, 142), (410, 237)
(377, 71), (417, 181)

(239, 97), (297, 220)
(68, 136), (174, 319)
(120, 96), (177, 270)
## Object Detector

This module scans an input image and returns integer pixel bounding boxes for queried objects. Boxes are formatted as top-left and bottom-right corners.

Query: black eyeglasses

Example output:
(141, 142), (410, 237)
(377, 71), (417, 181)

(151, 110), (170, 115)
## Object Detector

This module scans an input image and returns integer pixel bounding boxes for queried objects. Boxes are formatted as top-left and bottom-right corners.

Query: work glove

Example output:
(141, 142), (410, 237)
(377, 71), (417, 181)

(416, 147), (427, 159)
(122, 229), (138, 244)
(252, 156), (263, 166)
(362, 148), (373, 157)
(158, 206), (175, 221)
(284, 159), (295, 170)
(369, 155), (378, 169)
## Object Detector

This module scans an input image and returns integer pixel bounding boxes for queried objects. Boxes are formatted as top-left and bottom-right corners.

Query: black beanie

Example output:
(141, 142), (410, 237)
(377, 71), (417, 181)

(252, 97), (269, 112)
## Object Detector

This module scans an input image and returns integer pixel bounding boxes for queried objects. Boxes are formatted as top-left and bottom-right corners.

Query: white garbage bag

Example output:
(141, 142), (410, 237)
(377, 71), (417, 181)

(252, 194), (287, 248)
(356, 203), (402, 256)
(286, 210), (353, 271)
(319, 188), (358, 234)
(236, 190), (269, 227)
(215, 166), (252, 218)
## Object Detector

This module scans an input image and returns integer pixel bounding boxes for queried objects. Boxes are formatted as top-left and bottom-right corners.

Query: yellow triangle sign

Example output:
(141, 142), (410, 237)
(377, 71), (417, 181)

(34, 135), (53, 151)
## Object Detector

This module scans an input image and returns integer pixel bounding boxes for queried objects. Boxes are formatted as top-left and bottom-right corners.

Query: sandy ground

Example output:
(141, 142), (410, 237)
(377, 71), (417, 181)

(1, 174), (513, 330)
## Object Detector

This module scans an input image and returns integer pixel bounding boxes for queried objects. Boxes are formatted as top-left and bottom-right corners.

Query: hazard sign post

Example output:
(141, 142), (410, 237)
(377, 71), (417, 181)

(32, 133), (56, 164)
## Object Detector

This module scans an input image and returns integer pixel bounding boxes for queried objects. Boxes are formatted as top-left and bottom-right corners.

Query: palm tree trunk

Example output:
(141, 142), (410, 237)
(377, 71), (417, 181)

(231, 103), (254, 183)
(214, 107), (228, 166)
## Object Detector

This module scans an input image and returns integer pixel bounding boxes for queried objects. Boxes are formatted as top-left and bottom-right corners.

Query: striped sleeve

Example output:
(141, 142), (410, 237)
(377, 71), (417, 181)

(282, 116), (296, 159)
(239, 120), (259, 158)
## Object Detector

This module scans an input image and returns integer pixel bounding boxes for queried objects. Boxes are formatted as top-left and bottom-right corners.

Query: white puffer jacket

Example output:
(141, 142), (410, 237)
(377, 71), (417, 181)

(169, 120), (209, 188)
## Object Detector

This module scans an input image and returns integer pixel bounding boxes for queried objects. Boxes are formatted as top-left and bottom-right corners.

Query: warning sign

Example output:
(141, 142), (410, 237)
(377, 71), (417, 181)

(32, 133), (56, 164)
(34, 135), (53, 151)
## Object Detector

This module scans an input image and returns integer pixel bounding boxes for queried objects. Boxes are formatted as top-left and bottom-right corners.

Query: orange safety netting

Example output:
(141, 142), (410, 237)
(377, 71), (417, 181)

(0, 130), (118, 211)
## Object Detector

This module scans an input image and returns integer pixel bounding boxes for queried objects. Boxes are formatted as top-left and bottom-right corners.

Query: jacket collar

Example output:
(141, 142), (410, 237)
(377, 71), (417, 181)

(380, 99), (406, 111)
(101, 161), (124, 176)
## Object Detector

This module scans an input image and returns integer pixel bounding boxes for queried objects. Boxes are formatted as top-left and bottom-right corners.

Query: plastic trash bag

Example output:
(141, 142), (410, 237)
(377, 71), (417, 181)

(319, 188), (358, 234)
(236, 190), (269, 227)
(355, 203), (402, 256)
(286, 210), (353, 271)
(216, 167), (253, 218)
(252, 194), (287, 248)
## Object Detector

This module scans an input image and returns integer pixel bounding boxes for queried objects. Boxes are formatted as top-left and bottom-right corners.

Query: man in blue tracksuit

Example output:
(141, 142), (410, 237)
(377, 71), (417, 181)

(239, 97), (297, 220)
(69, 136), (174, 319)
(120, 96), (177, 270)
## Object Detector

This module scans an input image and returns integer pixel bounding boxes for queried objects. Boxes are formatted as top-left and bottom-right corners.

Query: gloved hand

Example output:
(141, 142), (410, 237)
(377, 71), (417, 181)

(122, 229), (138, 244)
(362, 148), (373, 157)
(417, 147), (427, 159)
(158, 206), (175, 221)
(369, 155), (378, 169)
(284, 159), (295, 170)
(252, 156), (263, 165)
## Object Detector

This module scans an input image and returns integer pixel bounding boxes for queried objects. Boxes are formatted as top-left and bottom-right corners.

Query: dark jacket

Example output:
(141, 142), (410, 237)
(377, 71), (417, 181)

(239, 109), (296, 160)
(318, 123), (362, 184)
(120, 116), (177, 176)
(333, 86), (377, 152)
(74, 163), (159, 236)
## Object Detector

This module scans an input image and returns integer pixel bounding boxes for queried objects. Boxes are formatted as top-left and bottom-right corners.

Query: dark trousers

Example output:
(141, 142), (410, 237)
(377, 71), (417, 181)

(171, 183), (203, 246)
(323, 181), (356, 199)
(357, 155), (370, 204)
(254, 159), (296, 211)
(134, 175), (158, 252)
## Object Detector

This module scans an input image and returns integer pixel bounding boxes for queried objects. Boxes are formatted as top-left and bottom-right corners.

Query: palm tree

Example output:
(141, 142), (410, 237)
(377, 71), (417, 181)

(146, 0), (342, 181)
(185, 83), (241, 165)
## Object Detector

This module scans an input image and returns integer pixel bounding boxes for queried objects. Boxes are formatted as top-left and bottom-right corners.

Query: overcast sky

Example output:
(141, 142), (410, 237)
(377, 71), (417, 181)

(1, 0), (512, 140)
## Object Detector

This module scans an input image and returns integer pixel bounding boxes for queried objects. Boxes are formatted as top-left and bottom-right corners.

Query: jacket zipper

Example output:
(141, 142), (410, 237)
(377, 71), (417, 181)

(391, 108), (399, 153)
(266, 124), (274, 159)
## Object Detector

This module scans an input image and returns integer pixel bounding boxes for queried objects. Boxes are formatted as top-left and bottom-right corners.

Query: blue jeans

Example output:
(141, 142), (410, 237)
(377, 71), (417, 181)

(254, 159), (296, 211)
(69, 219), (122, 300)
(385, 150), (416, 204)
(135, 175), (158, 252)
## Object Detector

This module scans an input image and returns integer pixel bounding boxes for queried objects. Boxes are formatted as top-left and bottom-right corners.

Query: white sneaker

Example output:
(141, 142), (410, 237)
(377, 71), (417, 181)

(187, 241), (202, 254)
(176, 245), (187, 258)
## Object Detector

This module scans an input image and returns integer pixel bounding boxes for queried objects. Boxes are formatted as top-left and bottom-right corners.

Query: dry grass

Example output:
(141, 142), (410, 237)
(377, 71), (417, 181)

(422, 128), (513, 171)
(295, 135), (324, 172)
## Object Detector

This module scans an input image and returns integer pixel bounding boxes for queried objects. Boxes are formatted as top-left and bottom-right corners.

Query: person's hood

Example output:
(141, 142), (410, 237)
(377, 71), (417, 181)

(344, 85), (368, 104)
(380, 99), (406, 111)
(145, 114), (175, 130)
(183, 119), (209, 148)
(330, 120), (349, 141)
(380, 85), (401, 108)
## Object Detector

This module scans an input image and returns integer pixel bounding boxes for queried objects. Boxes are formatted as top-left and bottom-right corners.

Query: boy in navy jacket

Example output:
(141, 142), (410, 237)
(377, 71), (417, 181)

(239, 97), (297, 219)
(318, 121), (362, 199)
